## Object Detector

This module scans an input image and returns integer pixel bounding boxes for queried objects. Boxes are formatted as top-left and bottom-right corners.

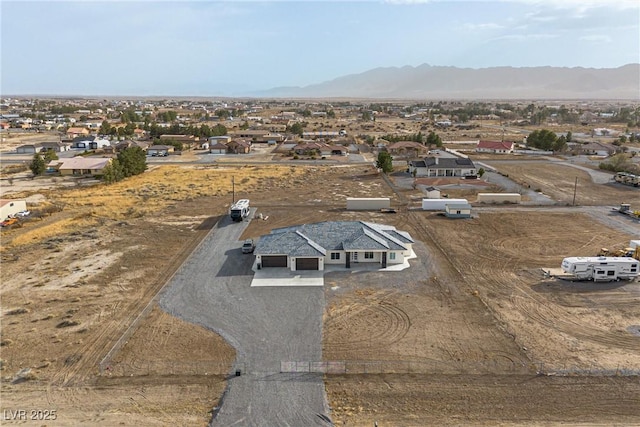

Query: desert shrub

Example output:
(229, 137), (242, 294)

(6, 308), (29, 315)
(56, 320), (80, 328)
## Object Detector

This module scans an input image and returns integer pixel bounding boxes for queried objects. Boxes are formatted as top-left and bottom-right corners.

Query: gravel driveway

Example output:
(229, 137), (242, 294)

(159, 212), (332, 426)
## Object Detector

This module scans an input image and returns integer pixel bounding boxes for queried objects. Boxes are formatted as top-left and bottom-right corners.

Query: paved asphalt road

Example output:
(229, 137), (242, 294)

(159, 211), (332, 427)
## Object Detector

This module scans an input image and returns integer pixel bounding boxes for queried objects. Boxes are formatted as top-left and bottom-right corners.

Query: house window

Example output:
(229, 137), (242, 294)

(352, 252), (358, 261)
(389, 252), (396, 260)
(364, 252), (374, 259)
(330, 252), (340, 260)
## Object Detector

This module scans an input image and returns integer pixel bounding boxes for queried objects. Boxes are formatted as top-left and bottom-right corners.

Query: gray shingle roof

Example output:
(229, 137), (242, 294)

(255, 221), (413, 257)
(423, 156), (476, 169)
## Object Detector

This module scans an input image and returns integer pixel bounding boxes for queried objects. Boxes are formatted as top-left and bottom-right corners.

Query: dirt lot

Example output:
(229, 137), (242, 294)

(489, 162), (640, 205)
(1, 158), (640, 426)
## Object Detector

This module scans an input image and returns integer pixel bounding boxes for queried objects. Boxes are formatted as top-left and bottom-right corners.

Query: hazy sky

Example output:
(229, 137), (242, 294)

(2, 0), (639, 96)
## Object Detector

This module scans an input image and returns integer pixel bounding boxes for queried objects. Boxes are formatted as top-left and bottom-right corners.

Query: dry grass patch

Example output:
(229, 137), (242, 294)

(3, 165), (302, 248)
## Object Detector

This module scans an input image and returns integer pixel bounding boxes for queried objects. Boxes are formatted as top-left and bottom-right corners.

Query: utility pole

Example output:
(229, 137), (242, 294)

(232, 176), (235, 204)
(572, 176), (578, 206)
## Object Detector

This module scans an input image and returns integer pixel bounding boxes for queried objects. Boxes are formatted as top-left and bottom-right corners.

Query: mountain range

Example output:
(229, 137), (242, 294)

(257, 64), (640, 100)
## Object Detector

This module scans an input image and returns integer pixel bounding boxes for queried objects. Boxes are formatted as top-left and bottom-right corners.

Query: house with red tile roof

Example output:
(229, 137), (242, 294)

(475, 140), (514, 154)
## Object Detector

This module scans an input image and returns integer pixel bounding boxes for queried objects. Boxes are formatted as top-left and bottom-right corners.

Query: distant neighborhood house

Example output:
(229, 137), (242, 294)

(385, 141), (430, 156)
(66, 127), (90, 138)
(48, 157), (113, 176)
(71, 136), (111, 150)
(578, 142), (616, 156)
(475, 140), (514, 154)
(16, 141), (71, 154)
(147, 145), (174, 156)
(293, 142), (348, 156)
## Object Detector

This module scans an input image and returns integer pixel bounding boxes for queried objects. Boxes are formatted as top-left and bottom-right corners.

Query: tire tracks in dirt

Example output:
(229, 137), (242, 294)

(48, 218), (218, 387)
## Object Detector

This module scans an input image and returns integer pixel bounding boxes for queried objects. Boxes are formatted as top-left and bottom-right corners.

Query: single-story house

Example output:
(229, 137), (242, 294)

(409, 156), (477, 178)
(324, 145), (348, 156)
(578, 142), (616, 156)
(40, 141), (71, 152)
(302, 131), (340, 139)
(209, 142), (228, 155)
(208, 136), (232, 145)
(115, 140), (149, 153)
(476, 140), (514, 154)
(231, 130), (271, 140)
(159, 134), (198, 149)
(55, 157), (113, 176)
(255, 133), (286, 143)
(66, 127), (90, 138)
(255, 221), (414, 271)
(147, 145), (174, 156)
(133, 128), (148, 139)
(386, 141), (430, 156)
(16, 143), (42, 154)
(227, 139), (251, 154)
(71, 136), (111, 150)
(444, 203), (472, 219)
(293, 142), (325, 155)
(0, 199), (28, 221)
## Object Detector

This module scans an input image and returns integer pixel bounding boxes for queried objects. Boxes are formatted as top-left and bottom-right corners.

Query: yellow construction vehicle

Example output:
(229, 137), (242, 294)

(598, 243), (640, 260)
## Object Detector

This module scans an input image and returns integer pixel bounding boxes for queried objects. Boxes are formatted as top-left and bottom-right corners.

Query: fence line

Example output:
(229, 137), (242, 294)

(99, 358), (640, 379)
(100, 360), (238, 377)
(98, 221), (219, 375)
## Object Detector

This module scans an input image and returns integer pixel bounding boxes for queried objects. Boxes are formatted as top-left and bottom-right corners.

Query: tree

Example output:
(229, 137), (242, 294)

(124, 122), (136, 136)
(478, 167), (485, 178)
(117, 147), (147, 178)
(288, 122), (304, 137)
(376, 152), (393, 174)
(101, 159), (124, 184)
(415, 131), (424, 144)
(211, 124), (227, 136)
(426, 131), (442, 147)
(43, 149), (58, 163)
(566, 131), (572, 142)
(29, 153), (46, 176)
(526, 129), (558, 151)
(598, 153), (634, 173)
(100, 120), (112, 135)
(216, 109), (230, 119)
(553, 135), (567, 152)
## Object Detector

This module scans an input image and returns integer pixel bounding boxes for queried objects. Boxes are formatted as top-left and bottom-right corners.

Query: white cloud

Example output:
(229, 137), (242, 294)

(490, 33), (559, 42)
(579, 35), (613, 43)
(463, 22), (505, 31)
(383, 0), (637, 5)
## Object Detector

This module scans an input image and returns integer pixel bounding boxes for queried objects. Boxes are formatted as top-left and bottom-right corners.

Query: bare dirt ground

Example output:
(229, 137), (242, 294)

(1, 156), (640, 426)
(488, 162), (640, 206)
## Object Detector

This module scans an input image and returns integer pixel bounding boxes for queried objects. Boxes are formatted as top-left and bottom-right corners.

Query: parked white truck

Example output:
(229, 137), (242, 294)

(561, 256), (639, 282)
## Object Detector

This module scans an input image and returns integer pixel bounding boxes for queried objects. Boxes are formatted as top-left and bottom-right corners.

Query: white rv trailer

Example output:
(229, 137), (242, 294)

(561, 256), (639, 282)
(230, 199), (250, 222)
